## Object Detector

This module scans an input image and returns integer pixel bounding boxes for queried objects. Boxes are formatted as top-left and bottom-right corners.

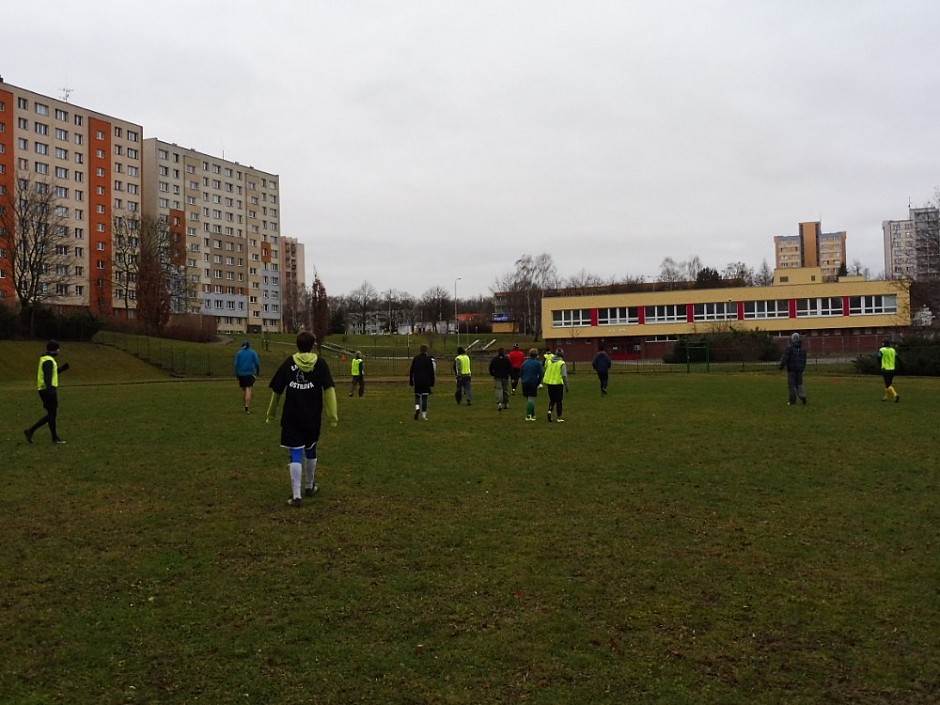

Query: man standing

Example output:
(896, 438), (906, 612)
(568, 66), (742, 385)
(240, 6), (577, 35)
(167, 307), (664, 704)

(24, 340), (70, 444)
(266, 331), (338, 508)
(520, 348), (544, 421)
(779, 332), (808, 405)
(454, 346), (473, 405)
(544, 348), (569, 423)
(878, 338), (900, 402)
(488, 347), (512, 411)
(592, 344), (612, 396)
(349, 351), (365, 398)
(507, 344), (525, 395)
(409, 344), (436, 420)
(234, 340), (261, 413)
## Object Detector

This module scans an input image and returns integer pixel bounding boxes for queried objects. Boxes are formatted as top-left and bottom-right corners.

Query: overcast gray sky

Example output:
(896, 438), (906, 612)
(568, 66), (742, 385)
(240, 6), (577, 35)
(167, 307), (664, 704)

(4, 1), (939, 298)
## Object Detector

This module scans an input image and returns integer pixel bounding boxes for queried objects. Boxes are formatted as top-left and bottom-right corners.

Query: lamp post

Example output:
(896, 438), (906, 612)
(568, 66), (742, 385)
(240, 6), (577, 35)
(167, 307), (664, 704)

(454, 277), (461, 349)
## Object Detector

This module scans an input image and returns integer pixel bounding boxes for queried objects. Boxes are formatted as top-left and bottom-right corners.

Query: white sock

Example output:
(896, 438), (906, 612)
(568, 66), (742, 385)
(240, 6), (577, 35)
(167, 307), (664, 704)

(304, 457), (318, 487)
(289, 462), (302, 498)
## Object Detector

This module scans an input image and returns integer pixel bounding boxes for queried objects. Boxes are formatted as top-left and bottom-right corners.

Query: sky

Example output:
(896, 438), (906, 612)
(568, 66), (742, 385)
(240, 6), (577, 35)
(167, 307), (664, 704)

(3, 1), (940, 299)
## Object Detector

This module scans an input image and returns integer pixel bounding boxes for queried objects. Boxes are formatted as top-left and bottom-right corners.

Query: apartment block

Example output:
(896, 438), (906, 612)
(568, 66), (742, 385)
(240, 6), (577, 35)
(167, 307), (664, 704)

(774, 221), (846, 281)
(140, 139), (282, 334)
(0, 79), (144, 315)
(281, 235), (305, 292)
(883, 206), (940, 280)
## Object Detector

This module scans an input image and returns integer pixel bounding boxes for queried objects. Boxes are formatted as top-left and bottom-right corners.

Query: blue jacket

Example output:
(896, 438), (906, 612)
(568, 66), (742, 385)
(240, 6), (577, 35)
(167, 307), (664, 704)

(235, 346), (260, 376)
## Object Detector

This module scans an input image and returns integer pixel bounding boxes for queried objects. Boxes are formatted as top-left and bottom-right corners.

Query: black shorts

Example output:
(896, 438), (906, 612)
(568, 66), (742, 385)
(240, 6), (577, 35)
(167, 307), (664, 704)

(521, 382), (540, 397)
(237, 375), (256, 388)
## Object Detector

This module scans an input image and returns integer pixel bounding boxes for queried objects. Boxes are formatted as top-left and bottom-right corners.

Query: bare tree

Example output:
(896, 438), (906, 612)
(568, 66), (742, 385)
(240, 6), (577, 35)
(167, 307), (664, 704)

(420, 285), (451, 331)
(281, 280), (305, 332)
(347, 280), (378, 334)
(566, 268), (607, 289)
(754, 259), (774, 287)
(0, 174), (72, 335)
(722, 261), (755, 287)
(135, 215), (172, 333)
(111, 212), (140, 316)
(492, 253), (559, 339)
(307, 272), (330, 347)
(657, 257), (685, 289)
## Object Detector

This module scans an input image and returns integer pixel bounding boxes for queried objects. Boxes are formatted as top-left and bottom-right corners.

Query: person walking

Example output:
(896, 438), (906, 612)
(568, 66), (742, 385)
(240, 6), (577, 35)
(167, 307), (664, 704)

(234, 340), (261, 413)
(489, 347), (512, 411)
(349, 351), (365, 398)
(878, 338), (900, 402)
(779, 332), (808, 405)
(544, 347), (569, 423)
(409, 344), (436, 420)
(592, 344), (612, 395)
(24, 340), (70, 444)
(520, 347), (544, 421)
(507, 344), (525, 395)
(266, 331), (338, 508)
(454, 346), (473, 405)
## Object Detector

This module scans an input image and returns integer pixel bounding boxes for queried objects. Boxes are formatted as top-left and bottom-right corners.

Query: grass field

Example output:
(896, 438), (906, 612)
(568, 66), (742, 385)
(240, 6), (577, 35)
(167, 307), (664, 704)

(2, 341), (939, 704)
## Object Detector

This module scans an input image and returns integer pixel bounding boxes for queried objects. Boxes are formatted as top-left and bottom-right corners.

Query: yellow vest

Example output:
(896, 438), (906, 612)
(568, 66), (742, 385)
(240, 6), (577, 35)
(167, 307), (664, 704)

(455, 354), (471, 376)
(879, 346), (896, 371)
(351, 358), (363, 375)
(37, 354), (59, 390)
(543, 358), (565, 385)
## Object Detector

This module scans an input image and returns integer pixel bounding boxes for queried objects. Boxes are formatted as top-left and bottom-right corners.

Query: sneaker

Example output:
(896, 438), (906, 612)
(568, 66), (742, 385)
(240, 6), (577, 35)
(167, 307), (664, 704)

(245, 408), (250, 414)
(24, 429), (33, 444)
(288, 497), (303, 508)
(53, 438), (67, 444)
(304, 484), (319, 497)
(414, 408), (420, 420)
(801, 397), (808, 405)
(546, 412), (552, 423)
(556, 418), (565, 423)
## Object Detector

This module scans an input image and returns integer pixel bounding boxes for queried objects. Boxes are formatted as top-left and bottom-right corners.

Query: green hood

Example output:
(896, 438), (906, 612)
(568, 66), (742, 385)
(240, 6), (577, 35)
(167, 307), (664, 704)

(293, 352), (318, 373)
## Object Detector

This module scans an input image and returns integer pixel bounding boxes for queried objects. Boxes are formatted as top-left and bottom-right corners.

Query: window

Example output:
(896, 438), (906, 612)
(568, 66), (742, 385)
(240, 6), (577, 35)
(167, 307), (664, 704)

(35, 122), (49, 135)
(55, 147), (68, 160)
(644, 304), (686, 323)
(796, 297), (843, 318)
(55, 128), (69, 141)
(35, 103), (49, 116)
(597, 307), (638, 325)
(55, 108), (68, 121)
(35, 142), (49, 155)
(693, 302), (737, 322)
(744, 299), (790, 320)
(552, 309), (591, 328)
(849, 295), (897, 315)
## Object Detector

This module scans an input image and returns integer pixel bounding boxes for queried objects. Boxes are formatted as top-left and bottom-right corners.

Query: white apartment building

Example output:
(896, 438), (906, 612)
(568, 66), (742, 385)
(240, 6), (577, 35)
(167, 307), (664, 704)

(883, 206), (940, 280)
(141, 139), (282, 334)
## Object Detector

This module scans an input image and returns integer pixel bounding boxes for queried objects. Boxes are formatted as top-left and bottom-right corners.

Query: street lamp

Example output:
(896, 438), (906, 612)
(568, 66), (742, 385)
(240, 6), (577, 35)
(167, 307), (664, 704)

(454, 277), (461, 348)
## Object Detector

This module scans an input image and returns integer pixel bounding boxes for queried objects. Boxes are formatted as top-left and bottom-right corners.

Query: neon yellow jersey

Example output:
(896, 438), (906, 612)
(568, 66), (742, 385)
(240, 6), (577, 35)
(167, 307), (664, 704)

(879, 346), (896, 371)
(543, 358), (565, 385)
(37, 354), (58, 390)
(351, 358), (362, 375)
(455, 354), (471, 376)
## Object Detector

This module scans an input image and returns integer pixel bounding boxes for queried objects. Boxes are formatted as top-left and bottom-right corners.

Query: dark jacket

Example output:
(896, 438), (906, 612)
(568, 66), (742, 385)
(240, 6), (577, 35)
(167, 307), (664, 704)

(489, 354), (512, 379)
(592, 351), (612, 374)
(779, 341), (807, 372)
(409, 353), (436, 389)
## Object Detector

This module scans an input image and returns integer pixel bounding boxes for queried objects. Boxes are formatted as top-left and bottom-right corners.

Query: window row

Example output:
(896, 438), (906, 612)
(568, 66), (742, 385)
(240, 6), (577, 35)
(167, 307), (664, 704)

(553, 295), (900, 328)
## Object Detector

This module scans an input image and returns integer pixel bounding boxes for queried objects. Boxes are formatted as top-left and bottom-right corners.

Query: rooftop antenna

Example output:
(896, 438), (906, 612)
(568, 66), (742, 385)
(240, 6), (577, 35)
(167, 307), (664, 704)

(60, 86), (73, 103)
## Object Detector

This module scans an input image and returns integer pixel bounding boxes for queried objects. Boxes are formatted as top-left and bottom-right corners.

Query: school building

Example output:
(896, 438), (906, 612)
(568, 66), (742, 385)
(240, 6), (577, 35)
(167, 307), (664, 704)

(541, 268), (911, 362)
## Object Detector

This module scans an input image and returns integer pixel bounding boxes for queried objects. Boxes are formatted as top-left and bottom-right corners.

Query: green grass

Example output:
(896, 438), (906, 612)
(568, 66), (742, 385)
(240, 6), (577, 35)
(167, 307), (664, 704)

(2, 343), (939, 704)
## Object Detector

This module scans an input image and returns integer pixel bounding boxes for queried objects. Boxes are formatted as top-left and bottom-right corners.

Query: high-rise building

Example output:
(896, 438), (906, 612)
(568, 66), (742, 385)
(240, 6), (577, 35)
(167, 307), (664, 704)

(0, 78), (144, 316)
(883, 206), (940, 280)
(281, 236), (305, 291)
(1, 79), (284, 334)
(141, 139), (282, 334)
(774, 221), (846, 281)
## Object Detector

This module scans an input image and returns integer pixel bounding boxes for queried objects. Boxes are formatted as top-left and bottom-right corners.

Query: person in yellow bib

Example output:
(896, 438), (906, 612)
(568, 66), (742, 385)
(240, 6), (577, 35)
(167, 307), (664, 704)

(543, 347), (569, 423)
(349, 351), (365, 398)
(877, 338), (900, 403)
(25, 339), (70, 444)
(454, 346), (472, 405)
